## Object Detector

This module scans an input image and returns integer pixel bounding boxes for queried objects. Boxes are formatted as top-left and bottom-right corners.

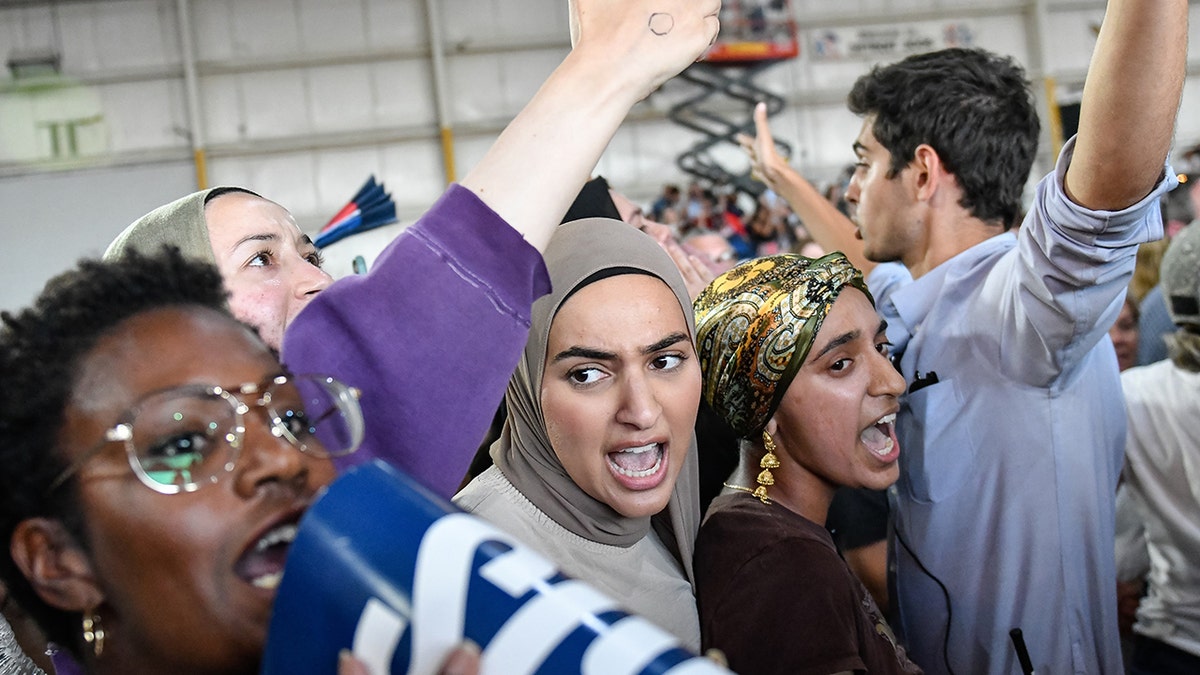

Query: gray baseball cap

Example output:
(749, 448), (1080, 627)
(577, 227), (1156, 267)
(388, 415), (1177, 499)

(1161, 223), (1200, 328)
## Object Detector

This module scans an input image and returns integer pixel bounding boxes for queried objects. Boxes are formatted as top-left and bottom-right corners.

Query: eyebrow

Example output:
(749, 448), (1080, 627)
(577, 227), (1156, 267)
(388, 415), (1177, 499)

(810, 319), (889, 361)
(551, 331), (690, 364)
(233, 232), (279, 248)
(813, 329), (860, 361)
(233, 232), (317, 252)
(552, 346), (616, 363)
(643, 332), (690, 354)
(852, 141), (867, 155)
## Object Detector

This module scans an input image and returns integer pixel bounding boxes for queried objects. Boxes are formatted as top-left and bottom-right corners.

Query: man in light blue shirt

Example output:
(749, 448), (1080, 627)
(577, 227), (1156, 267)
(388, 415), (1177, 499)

(842, 2), (1187, 673)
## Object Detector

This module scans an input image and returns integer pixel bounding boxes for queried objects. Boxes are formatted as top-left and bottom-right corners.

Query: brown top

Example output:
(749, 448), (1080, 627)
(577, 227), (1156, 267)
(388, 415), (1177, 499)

(695, 492), (923, 675)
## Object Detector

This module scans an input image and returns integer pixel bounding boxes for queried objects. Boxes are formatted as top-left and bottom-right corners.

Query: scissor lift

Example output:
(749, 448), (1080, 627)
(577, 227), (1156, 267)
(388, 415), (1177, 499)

(669, 1), (800, 196)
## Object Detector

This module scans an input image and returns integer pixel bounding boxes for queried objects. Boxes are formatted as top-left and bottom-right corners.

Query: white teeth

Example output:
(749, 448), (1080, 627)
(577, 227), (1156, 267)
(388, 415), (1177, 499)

(861, 414), (897, 457)
(254, 523), (298, 553)
(872, 437), (895, 457)
(251, 571), (283, 590)
(609, 444), (663, 478)
(612, 457), (662, 478)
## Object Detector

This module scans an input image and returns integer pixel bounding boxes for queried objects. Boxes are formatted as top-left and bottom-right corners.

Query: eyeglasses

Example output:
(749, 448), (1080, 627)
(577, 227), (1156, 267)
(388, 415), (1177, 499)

(48, 374), (363, 495)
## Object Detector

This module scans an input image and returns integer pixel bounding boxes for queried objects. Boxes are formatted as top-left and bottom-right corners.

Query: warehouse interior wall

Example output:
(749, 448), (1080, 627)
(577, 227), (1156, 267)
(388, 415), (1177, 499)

(3, 0), (1200, 312)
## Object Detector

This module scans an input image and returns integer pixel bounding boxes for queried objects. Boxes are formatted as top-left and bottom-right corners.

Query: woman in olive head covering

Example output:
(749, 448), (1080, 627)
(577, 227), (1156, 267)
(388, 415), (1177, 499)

(691, 253), (921, 675)
(105, 187), (332, 353)
(454, 218), (703, 649)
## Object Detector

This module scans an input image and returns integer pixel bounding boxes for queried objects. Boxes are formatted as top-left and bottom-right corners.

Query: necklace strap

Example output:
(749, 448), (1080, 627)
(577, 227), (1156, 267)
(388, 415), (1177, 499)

(722, 481), (773, 505)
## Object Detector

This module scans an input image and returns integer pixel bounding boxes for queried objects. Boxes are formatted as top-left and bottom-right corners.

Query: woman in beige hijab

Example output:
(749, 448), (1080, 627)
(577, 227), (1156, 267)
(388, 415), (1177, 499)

(454, 218), (703, 650)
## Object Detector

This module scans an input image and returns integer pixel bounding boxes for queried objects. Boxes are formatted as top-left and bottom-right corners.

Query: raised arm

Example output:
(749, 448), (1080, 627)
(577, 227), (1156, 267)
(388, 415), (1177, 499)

(739, 102), (873, 273)
(283, 1), (719, 498)
(461, 0), (721, 252)
(1064, 0), (1187, 210)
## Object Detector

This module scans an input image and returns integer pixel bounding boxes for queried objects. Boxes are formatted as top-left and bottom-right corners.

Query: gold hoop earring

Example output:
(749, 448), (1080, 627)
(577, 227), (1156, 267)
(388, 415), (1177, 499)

(82, 611), (105, 657)
(754, 430), (780, 504)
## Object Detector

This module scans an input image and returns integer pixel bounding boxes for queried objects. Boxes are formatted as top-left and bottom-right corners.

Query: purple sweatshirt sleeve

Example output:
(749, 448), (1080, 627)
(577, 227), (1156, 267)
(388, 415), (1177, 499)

(51, 649), (85, 675)
(281, 184), (551, 498)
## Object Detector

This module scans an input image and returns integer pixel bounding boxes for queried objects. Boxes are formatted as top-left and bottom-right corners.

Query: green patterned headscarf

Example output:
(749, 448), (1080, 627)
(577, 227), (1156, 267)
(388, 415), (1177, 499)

(694, 253), (870, 438)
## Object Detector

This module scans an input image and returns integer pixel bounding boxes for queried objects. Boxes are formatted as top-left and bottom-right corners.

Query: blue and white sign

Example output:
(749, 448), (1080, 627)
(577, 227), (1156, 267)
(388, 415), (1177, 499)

(262, 460), (728, 675)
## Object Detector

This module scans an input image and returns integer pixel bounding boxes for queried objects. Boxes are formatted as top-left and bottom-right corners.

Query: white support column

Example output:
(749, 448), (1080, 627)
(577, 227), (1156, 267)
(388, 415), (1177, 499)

(422, 0), (456, 184)
(176, 0), (208, 189)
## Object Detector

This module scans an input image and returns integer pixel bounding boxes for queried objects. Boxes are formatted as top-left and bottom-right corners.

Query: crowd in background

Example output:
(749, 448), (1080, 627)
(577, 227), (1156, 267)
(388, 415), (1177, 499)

(1, 2), (1197, 675)
(637, 177), (837, 264)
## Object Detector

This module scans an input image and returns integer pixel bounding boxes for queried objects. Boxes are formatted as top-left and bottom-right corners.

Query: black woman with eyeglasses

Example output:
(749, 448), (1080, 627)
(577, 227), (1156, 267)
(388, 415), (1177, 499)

(0, 248), (475, 675)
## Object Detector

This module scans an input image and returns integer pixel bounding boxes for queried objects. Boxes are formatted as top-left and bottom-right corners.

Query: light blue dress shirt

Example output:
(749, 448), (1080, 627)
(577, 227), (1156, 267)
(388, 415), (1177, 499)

(871, 139), (1175, 675)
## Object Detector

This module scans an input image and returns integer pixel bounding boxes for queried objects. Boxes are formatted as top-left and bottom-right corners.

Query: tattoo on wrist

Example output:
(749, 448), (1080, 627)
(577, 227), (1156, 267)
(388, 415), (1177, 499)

(649, 13), (674, 36)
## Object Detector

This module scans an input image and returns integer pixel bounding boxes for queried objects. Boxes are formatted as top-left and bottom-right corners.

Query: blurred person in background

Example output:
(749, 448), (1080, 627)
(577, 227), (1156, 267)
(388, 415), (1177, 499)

(1116, 220), (1200, 675)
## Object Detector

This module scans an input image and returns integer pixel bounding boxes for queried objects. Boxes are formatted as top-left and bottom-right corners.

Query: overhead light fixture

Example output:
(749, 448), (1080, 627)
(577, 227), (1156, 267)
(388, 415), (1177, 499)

(7, 47), (61, 79)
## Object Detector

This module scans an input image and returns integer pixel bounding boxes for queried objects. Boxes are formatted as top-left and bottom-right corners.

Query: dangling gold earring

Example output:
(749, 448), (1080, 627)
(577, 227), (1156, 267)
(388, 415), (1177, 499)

(82, 611), (105, 657)
(754, 430), (780, 504)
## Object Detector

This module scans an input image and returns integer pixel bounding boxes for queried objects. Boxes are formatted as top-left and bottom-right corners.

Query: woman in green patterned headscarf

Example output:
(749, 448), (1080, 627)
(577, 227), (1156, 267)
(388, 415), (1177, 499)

(690, 253), (921, 674)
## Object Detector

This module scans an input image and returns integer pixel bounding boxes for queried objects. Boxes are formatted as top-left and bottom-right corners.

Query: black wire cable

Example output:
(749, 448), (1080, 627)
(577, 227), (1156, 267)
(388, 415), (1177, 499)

(894, 522), (956, 675)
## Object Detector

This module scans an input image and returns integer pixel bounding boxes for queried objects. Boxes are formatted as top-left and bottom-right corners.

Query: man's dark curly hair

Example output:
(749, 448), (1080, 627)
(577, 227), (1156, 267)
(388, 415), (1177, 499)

(848, 47), (1040, 230)
(0, 246), (229, 656)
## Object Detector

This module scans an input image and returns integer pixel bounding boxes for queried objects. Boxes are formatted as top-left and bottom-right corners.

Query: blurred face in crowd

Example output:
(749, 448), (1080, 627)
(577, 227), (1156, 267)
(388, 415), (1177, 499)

(204, 192), (333, 350)
(609, 188), (739, 277)
(1110, 296), (1140, 372)
(610, 188), (675, 246)
(541, 274), (701, 518)
(685, 233), (738, 274)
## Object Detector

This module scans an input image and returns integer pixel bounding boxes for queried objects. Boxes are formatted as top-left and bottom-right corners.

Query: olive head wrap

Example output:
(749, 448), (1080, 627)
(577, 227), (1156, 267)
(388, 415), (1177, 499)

(694, 252), (870, 438)
(104, 187), (261, 263)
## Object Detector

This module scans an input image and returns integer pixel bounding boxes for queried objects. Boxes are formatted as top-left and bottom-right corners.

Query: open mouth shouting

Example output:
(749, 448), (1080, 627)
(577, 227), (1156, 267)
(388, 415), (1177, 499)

(606, 442), (669, 490)
(235, 512), (304, 591)
(861, 412), (900, 462)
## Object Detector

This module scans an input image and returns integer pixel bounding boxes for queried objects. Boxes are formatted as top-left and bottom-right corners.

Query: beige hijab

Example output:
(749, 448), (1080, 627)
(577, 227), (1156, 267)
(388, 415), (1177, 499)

(491, 217), (701, 581)
(104, 187), (259, 262)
